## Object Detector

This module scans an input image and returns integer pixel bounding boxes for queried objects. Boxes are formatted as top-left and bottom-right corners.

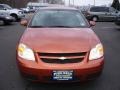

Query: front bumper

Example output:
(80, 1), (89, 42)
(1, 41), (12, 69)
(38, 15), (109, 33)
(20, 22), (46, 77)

(17, 14), (25, 19)
(17, 57), (104, 82)
(4, 16), (15, 22)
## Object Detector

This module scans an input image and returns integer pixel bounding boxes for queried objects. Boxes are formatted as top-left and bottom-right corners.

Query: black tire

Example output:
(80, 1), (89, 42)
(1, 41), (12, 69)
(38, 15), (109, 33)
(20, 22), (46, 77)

(11, 14), (18, 21)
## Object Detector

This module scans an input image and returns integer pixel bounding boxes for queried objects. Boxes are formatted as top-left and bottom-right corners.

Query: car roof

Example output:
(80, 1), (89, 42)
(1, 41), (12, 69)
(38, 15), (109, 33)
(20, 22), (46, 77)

(38, 6), (78, 11)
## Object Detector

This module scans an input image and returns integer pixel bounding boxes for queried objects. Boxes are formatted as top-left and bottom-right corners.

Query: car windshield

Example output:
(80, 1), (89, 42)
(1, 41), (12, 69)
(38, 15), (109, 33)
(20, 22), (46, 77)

(4, 4), (12, 9)
(29, 10), (88, 28)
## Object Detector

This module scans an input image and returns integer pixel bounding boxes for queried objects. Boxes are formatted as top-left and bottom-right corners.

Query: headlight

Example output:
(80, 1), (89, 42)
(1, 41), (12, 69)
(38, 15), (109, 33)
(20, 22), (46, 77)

(18, 11), (22, 14)
(89, 44), (104, 60)
(18, 43), (35, 61)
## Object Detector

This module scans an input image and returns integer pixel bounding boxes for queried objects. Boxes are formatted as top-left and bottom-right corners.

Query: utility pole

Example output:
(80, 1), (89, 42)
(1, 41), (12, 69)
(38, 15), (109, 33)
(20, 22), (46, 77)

(73, 0), (74, 6)
(69, 0), (70, 6)
(64, 0), (65, 5)
(94, 0), (95, 6)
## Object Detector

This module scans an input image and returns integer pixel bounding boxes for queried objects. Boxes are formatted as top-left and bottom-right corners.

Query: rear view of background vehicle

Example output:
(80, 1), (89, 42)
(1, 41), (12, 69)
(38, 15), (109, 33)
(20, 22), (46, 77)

(86, 6), (118, 21)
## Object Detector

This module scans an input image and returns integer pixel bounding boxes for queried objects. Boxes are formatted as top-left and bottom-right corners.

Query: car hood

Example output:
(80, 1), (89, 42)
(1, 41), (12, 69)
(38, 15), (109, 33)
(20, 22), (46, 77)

(9, 8), (22, 12)
(20, 28), (100, 53)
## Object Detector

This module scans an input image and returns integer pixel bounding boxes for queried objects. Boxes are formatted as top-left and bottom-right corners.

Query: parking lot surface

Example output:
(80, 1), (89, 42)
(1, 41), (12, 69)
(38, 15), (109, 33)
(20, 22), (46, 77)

(0, 22), (120, 90)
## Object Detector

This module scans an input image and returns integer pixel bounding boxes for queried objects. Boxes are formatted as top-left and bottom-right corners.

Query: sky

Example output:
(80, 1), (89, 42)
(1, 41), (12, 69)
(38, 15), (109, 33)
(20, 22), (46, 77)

(64, 0), (117, 6)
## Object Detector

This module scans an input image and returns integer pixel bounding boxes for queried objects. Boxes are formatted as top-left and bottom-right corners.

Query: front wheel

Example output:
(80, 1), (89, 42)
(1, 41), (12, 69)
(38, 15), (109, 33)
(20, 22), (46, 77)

(11, 14), (19, 21)
(92, 16), (98, 21)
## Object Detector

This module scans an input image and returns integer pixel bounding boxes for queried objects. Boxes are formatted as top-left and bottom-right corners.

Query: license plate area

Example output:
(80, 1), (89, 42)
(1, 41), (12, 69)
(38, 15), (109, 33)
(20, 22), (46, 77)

(52, 70), (73, 81)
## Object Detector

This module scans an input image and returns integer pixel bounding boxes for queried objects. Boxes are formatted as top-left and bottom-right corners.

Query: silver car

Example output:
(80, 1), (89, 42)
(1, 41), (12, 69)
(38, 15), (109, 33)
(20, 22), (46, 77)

(86, 6), (118, 21)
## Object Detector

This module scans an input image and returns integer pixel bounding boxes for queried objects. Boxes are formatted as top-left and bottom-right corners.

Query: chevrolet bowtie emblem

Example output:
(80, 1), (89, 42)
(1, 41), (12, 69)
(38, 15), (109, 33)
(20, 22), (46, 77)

(59, 57), (66, 60)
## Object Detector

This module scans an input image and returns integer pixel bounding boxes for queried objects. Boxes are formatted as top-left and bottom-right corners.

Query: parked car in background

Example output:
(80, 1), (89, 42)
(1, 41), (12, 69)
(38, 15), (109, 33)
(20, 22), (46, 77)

(20, 8), (30, 13)
(26, 2), (49, 13)
(0, 15), (14, 25)
(17, 7), (104, 82)
(86, 6), (118, 21)
(26, 6), (36, 13)
(0, 4), (25, 21)
(0, 7), (14, 25)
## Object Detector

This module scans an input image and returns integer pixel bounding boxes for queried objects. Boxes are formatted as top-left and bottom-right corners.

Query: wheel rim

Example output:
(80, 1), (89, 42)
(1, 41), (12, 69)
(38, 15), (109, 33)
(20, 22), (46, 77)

(93, 17), (97, 21)
(11, 15), (18, 21)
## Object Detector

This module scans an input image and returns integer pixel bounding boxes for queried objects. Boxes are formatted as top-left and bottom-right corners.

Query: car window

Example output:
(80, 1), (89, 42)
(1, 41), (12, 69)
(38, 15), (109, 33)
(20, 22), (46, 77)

(29, 10), (88, 28)
(4, 4), (12, 9)
(109, 7), (118, 12)
(90, 7), (109, 12)
(0, 5), (4, 10)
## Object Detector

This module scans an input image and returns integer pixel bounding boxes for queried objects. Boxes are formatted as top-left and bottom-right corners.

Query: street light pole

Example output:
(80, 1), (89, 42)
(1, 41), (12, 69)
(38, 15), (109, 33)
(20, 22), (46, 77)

(64, 0), (65, 6)
(69, 0), (70, 6)
(73, 0), (74, 6)
(94, 0), (95, 6)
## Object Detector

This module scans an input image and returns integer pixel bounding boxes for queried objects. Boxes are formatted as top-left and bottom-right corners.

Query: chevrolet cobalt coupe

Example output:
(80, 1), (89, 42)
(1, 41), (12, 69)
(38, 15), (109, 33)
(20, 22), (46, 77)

(17, 7), (104, 82)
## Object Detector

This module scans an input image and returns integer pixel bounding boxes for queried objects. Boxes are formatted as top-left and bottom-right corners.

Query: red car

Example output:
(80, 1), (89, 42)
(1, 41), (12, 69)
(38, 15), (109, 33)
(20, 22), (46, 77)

(17, 7), (104, 82)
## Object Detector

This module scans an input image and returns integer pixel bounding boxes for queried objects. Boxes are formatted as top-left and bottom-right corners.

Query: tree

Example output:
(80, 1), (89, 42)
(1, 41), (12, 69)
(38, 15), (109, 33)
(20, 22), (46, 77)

(111, 0), (120, 10)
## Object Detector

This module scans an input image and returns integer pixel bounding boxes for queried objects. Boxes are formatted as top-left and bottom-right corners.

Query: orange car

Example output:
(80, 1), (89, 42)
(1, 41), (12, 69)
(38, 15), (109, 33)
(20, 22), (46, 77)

(17, 7), (104, 82)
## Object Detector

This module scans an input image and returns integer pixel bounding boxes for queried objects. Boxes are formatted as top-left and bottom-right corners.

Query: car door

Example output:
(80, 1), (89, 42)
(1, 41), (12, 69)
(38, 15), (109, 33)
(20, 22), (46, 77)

(0, 5), (4, 17)
(108, 7), (118, 21)
(102, 7), (117, 21)
(98, 7), (111, 21)
(89, 7), (108, 21)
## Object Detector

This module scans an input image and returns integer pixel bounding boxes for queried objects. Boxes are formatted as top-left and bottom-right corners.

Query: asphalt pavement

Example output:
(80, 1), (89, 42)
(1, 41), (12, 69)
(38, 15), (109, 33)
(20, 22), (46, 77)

(0, 22), (120, 90)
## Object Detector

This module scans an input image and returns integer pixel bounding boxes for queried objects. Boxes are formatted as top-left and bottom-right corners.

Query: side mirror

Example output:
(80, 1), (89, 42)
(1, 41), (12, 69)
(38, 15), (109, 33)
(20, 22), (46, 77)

(20, 19), (28, 26)
(89, 21), (96, 27)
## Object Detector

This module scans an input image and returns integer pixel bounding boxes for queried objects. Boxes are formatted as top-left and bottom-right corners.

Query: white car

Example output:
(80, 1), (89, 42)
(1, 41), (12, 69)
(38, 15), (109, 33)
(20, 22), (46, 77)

(0, 14), (14, 25)
(20, 8), (30, 13)
(0, 4), (25, 21)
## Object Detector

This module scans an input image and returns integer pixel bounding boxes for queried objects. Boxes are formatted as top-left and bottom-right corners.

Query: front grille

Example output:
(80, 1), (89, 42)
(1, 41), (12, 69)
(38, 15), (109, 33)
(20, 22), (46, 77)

(41, 58), (83, 64)
(38, 52), (87, 64)
(39, 52), (86, 57)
